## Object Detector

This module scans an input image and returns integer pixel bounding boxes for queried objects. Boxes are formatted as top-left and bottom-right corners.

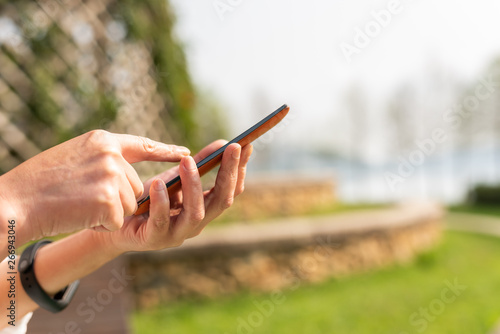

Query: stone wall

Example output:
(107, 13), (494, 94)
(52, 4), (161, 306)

(127, 202), (443, 309)
(215, 173), (336, 222)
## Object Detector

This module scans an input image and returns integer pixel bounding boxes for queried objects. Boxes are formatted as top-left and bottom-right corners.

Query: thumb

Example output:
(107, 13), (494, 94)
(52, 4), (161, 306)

(113, 134), (190, 163)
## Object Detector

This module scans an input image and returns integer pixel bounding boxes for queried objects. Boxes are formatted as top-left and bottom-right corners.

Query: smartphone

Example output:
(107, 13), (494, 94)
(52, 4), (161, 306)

(134, 104), (290, 215)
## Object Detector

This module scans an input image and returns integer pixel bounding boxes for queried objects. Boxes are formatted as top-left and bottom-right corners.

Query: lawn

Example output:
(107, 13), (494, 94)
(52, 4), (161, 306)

(450, 205), (500, 218)
(132, 231), (500, 334)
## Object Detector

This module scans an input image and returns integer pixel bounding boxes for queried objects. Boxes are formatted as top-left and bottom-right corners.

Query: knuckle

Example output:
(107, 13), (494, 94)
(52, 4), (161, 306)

(98, 145), (122, 160)
(219, 196), (234, 211)
(190, 208), (205, 223)
(152, 214), (169, 228)
(219, 169), (237, 185)
(97, 185), (117, 208)
(104, 208), (123, 232)
(138, 136), (158, 154)
(135, 184), (145, 198)
(106, 219), (122, 232)
(235, 184), (245, 196)
(229, 170), (238, 182)
(99, 155), (122, 178)
(95, 149), (124, 178)
(123, 199), (138, 216)
(239, 165), (247, 176)
(85, 130), (121, 157)
(102, 165), (121, 181)
(91, 148), (123, 175)
(86, 129), (111, 144)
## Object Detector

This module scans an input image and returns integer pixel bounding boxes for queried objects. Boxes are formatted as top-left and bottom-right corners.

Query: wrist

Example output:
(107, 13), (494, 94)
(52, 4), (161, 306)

(34, 230), (122, 296)
(87, 229), (126, 258)
(20, 240), (80, 312)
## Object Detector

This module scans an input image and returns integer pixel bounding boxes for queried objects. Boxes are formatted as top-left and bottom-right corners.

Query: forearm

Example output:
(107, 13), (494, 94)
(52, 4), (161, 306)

(34, 230), (121, 295)
(0, 229), (121, 327)
(0, 173), (35, 253)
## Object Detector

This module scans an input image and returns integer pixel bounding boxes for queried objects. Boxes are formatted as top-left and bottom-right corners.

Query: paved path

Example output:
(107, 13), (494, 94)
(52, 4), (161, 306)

(445, 212), (500, 334)
(446, 212), (500, 237)
(27, 256), (132, 334)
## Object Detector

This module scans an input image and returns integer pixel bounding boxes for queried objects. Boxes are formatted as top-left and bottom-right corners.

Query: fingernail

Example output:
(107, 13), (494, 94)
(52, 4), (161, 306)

(178, 146), (191, 155)
(154, 179), (166, 192)
(232, 145), (241, 159)
(183, 156), (197, 171)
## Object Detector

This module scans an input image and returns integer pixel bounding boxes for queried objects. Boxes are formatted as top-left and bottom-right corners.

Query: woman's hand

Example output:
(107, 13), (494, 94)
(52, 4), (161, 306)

(0, 130), (190, 244)
(103, 140), (253, 253)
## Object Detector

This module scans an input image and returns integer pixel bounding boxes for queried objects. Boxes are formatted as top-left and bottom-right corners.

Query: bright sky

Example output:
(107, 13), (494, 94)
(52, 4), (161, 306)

(170, 0), (500, 156)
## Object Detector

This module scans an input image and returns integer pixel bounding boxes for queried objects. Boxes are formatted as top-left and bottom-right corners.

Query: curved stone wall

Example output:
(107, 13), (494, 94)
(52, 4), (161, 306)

(127, 202), (443, 309)
(214, 173), (336, 222)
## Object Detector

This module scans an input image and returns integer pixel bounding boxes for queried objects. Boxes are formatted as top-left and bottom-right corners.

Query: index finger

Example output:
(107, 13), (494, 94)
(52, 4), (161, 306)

(113, 134), (190, 163)
(138, 139), (229, 204)
(193, 139), (228, 163)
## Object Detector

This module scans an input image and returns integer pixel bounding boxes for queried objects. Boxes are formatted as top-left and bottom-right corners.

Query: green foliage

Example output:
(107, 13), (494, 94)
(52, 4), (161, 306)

(467, 184), (500, 206)
(117, 0), (202, 149)
(132, 231), (500, 334)
(0, 0), (226, 175)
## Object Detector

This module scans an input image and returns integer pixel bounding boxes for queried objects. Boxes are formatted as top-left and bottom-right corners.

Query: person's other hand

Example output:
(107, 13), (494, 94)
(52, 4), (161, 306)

(0, 130), (190, 243)
(103, 140), (252, 253)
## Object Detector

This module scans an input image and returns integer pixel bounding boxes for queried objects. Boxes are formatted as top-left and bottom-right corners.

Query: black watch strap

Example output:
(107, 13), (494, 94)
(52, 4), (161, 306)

(19, 240), (80, 313)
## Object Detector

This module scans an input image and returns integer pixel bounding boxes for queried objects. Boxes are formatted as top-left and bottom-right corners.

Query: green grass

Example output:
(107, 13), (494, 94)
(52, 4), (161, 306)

(132, 231), (500, 334)
(450, 205), (500, 218)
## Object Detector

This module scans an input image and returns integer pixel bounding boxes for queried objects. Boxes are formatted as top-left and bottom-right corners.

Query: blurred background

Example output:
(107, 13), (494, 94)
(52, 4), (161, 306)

(2, 0), (500, 333)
